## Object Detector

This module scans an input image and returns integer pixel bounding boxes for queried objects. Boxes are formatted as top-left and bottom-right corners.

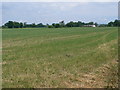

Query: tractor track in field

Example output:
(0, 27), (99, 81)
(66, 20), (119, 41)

(2, 28), (118, 88)
(2, 30), (116, 65)
(2, 30), (116, 64)
(3, 31), (109, 48)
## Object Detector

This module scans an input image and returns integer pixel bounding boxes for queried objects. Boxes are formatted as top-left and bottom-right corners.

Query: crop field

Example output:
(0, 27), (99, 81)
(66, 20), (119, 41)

(2, 27), (118, 88)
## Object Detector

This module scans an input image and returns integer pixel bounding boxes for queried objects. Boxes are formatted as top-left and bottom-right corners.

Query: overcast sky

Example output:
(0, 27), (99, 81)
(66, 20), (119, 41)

(2, 2), (118, 25)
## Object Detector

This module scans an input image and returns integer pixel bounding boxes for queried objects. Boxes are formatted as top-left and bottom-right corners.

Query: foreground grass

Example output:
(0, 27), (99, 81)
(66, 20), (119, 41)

(2, 27), (118, 88)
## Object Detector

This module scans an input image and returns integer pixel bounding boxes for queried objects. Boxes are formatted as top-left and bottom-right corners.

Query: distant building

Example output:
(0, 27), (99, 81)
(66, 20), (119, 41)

(83, 25), (96, 27)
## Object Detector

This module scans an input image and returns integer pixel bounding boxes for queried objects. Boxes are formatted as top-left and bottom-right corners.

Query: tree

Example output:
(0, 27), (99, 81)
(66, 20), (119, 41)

(20, 22), (23, 28)
(66, 21), (74, 27)
(59, 21), (65, 27)
(94, 22), (98, 27)
(48, 25), (53, 28)
(113, 20), (120, 26)
(88, 22), (94, 25)
(77, 21), (83, 27)
(108, 21), (114, 27)
(23, 22), (27, 28)
(54, 23), (60, 28)
(37, 23), (45, 27)
(46, 24), (49, 28)
(31, 23), (36, 27)
(52, 23), (56, 27)
(107, 20), (120, 27)
(4, 21), (14, 28)
(99, 24), (108, 27)
(14, 22), (20, 28)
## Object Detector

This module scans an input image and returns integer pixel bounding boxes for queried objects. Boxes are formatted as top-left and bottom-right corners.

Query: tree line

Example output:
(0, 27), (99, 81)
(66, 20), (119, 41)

(2, 20), (120, 28)
(2, 21), (45, 28)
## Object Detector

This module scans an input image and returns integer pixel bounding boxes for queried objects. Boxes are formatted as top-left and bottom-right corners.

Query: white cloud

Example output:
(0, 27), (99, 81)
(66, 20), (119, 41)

(48, 3), (80, 11)
(2, 2), (117, 24)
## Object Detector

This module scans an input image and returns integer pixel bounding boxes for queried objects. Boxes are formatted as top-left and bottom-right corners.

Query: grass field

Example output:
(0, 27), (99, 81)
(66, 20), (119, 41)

(2, 27), (118, 88)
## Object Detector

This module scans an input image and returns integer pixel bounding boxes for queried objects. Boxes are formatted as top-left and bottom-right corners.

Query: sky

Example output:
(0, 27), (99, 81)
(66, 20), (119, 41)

(1, 0), (119, 2)
(2, 2), (118, 25)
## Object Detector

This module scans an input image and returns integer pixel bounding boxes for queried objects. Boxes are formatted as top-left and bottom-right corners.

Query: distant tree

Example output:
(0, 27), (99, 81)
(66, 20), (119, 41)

(77, 21), (84, 27)
(5, 20), (120, 28)
(54, 23), (60, 28)
(66, 21), (86, 27)
(23, 22), (27, 28)
(48, 25), (53, 28)
(20, 22), (23, 28)
(108, 21), (114, 27)
(113, 20), (120, 26)
(94, 22), (98, 27)
(2, 25), (7, 28)
(99, 24), (108, 27)
(117, 20), (120, 26)
(66, 21), (74, 27)
(73, 22), (78, 27)
(46, 24), (49, 28)
(37, 23), (45, 27)
(4, 21), (14, 28)
(59, 21), (65, 27)
(88, 22), (94, 25)
(31, 23), (36, 27)
(52, 23), (56, 27)
(14, 22), (20, 28)
(107, 20), (120, 27)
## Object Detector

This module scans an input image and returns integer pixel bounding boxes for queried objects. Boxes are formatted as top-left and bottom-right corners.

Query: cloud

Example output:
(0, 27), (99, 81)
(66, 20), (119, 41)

(47, 3), (80, 11)
(2, 2), (117, 25)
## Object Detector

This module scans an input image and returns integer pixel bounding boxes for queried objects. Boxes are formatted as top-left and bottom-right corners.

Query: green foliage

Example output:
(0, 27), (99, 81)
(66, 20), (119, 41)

(37, 23), (45, 27)
(107, 20), (120, 27)
(3, 21), (45, 28)
(88, 22), (94, 25)
(2, 19), (120, 29)
(54, 23), (60, 28)
(19, 22), (23, 28)
(48, 25), (53, 28)
(59, 21), (65, 27)
(99, 24), (108, 27)
(108, 21), (114, 27)
(4, 21), (14, 28)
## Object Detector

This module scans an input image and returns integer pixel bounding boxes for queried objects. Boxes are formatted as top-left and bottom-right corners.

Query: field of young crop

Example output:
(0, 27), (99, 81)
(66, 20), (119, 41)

(2, 27), (118, 88)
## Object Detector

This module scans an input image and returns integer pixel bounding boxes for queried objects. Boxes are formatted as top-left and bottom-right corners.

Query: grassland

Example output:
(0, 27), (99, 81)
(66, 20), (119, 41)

(2, 27), (118, 88)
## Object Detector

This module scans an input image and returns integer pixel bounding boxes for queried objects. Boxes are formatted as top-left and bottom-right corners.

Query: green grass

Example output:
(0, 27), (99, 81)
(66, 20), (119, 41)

(2, 27), (118, 88)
